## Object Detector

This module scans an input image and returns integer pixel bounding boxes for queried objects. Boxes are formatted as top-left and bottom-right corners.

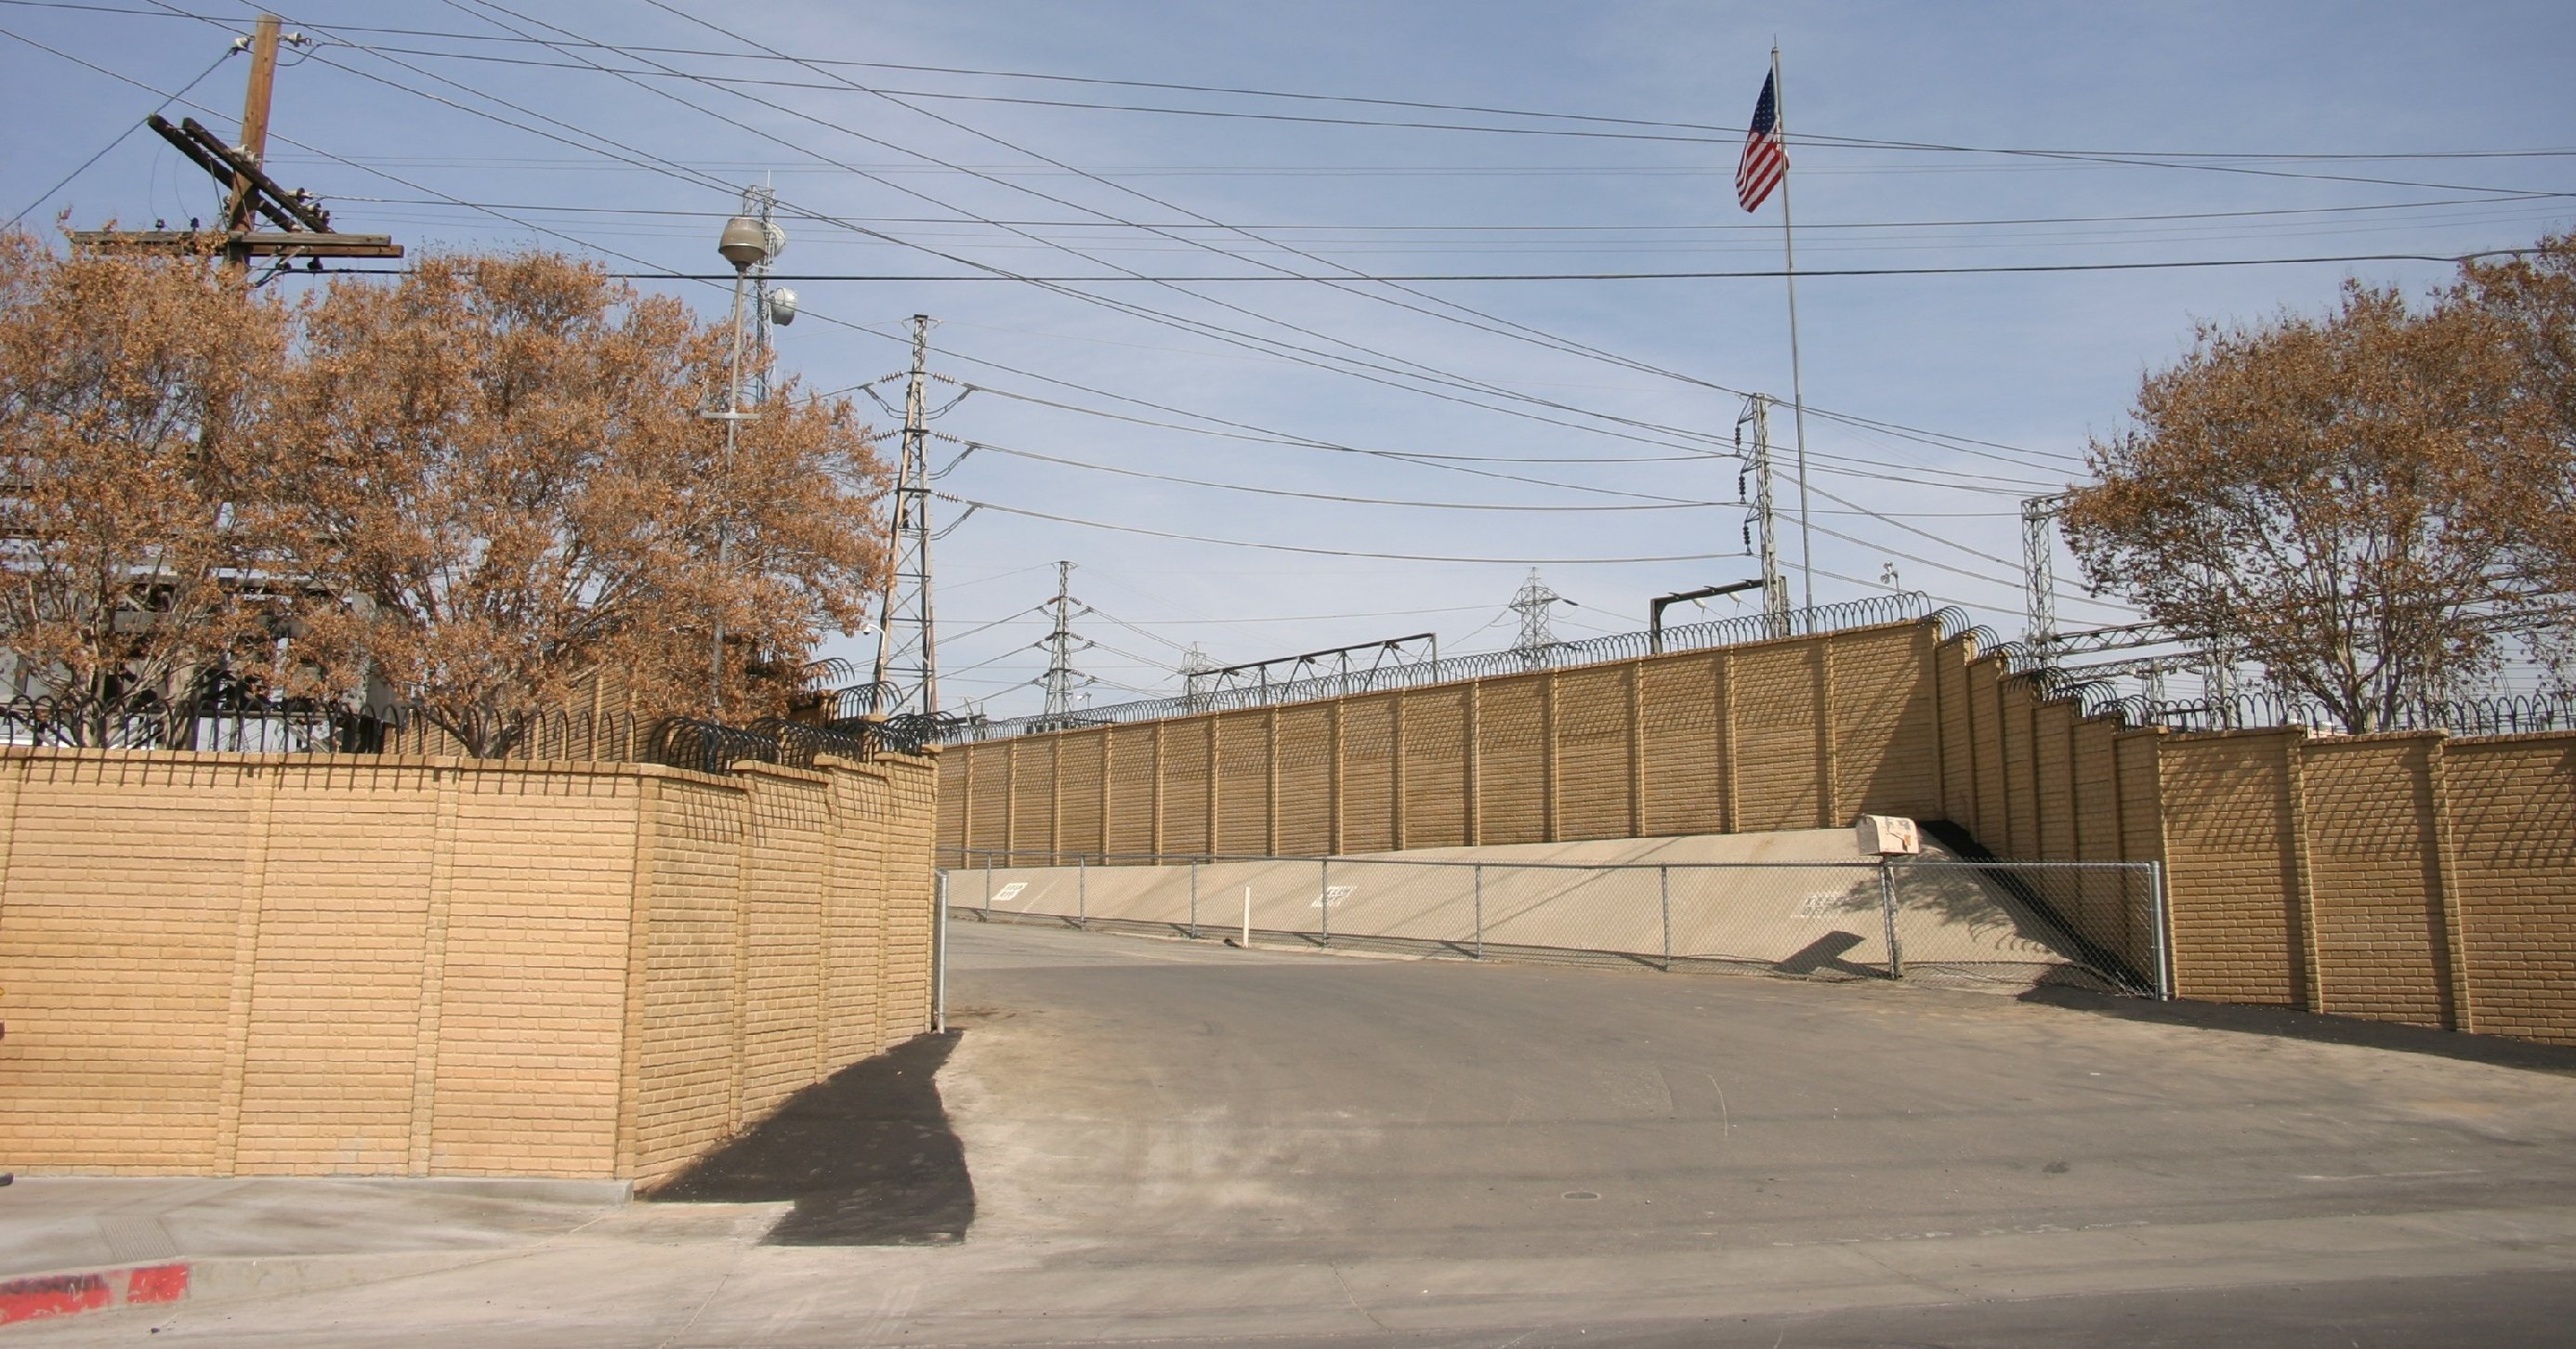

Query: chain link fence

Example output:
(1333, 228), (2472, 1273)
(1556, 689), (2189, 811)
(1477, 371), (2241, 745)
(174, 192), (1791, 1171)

(941, 849), (2166, 998)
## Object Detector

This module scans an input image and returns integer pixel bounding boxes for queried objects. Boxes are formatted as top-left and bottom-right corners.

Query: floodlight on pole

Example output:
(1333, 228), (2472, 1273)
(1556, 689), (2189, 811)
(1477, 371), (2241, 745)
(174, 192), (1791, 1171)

(717, 215), (772, 269)
(704, 201), (785, 713)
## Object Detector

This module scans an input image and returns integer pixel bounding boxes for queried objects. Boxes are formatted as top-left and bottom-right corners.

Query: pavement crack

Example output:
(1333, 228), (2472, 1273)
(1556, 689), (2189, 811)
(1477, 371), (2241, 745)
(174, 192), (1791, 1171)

(1328, 1262), (1389, 1331)
(1847, 1242), (1969, 1299)
(651, 1241), (754, 1349)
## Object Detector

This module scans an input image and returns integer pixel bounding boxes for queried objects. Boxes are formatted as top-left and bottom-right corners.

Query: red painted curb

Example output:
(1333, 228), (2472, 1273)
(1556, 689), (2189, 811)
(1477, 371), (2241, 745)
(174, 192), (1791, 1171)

(0, 1263), (191, 1329)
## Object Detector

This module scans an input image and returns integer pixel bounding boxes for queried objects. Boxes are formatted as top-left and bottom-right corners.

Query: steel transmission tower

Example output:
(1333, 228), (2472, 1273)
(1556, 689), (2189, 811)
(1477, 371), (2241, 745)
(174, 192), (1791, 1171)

(1040, 561), (1084, 720)
(2021, 492), (2068, 653)
(1510, 569), (1571, 669)
(868, 316), (940, 717)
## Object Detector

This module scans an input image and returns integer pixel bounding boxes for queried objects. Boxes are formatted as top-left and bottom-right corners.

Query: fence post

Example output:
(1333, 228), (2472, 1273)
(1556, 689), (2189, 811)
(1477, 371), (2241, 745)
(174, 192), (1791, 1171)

(1473, 863), (1485, 960)
(2149, 860), (2174, 1001)
(983, 853), (993, 918)
(933, 871), (949, 1032)
(1189, 858), (1201, 939)
(1660, 865), (1672, 971)
(1320, 856), (1332, 948)
(1880, 858), (1904, 979)
(1077, 857), (1087, 930)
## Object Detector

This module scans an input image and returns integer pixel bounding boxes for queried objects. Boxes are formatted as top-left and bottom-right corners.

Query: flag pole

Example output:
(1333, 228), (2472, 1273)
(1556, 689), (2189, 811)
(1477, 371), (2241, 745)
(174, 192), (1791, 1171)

(1772, 43), (1817, 618)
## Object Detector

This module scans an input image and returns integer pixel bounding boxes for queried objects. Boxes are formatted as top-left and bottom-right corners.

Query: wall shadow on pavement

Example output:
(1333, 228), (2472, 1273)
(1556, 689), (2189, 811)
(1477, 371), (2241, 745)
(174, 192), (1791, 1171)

(2020, 987), (2576, 1077)
(645, 1030), (976, 1246)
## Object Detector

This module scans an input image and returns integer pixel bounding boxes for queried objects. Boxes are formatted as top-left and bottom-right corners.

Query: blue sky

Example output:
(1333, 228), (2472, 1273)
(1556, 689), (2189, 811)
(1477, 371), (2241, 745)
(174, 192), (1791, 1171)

(7, 1), (2572, 717)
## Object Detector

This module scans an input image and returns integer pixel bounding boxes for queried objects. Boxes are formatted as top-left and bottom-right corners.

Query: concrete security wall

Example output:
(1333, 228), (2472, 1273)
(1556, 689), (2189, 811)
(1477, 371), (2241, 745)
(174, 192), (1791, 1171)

(0, 747), (938, 1182)
(943, 618), (2576, 1045)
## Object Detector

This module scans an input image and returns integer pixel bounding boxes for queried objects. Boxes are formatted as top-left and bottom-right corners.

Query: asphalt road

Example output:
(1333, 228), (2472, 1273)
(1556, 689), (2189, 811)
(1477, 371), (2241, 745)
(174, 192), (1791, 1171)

(22, 918), (2576, 1346)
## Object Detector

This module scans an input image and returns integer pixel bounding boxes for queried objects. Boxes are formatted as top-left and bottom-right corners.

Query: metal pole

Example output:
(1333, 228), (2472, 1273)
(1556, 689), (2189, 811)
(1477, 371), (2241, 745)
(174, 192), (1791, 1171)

(1242, 884), (1253, 949)
(1880, 858), (1905, 979)
(1320, 856), (1331, 947)
(2149, 860), (2173, 999)
(710, 263), (749, 712)
(984, 853), (993, 917)
(933, 870), (949, 1032)
(1751, 396), (1787, 634)
(1771, 43), (1817, 617)
(1660, 865), (1672, 971)
(1077, 857), (1087, 930)
(1473, 863), (1484, 960)
(1189, 858), (1200, 938)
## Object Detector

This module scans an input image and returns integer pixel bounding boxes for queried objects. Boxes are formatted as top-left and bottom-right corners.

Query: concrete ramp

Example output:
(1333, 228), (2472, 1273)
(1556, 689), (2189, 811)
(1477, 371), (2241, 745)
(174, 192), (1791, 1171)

(950, 831), (2144, 995)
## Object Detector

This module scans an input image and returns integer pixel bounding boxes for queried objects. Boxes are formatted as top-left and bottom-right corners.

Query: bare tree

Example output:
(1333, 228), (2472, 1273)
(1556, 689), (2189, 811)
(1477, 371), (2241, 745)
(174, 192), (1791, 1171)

(2062, 282), (2526, 731)
(268, 253), (885, 756)
(0, 231), (293, 745)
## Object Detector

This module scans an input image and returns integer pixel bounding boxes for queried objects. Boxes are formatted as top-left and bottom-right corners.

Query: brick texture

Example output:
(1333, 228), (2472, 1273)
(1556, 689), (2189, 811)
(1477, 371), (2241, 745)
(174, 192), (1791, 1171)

(0, 748), (938, 1181)
(935, 619), (2576, 1045)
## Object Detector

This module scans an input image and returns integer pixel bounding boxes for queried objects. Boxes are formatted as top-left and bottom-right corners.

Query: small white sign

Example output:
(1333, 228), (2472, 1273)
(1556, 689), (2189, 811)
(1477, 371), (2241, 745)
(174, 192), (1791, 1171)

(1310, 884), (1357, 909)
(989, 882), (1028, 904)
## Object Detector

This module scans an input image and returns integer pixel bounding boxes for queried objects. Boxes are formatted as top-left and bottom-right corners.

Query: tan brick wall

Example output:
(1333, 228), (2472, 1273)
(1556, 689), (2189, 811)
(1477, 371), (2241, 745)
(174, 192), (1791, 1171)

(1400, 687), (1469, 849)
(1553, 667), (1632, 841)
(1475, 673), (1548, 845)
(934, 620), (2576, 1045)
(0, 747), (938, 1180)
(1274, 704), (1334, 858)
(2158, 730), (2306, 1006)
(1638, 651), (1725, 838)
(1341, 694), (1399, 854)
(1831, 623), (1939, 820)
(2440, 737), (2576, 1043)
(2300, 736), (2455, 1028)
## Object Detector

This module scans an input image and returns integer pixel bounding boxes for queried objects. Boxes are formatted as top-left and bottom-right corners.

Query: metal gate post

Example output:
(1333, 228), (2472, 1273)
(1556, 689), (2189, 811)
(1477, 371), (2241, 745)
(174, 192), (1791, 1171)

(933, 870), (949, 1032)
(1319, 857), (1331, 947)
(1880, 858), (1905, 979)
(1473, 863), (1485, 960)
(1660, 865), (1672, 971)
(2149, 860), (2174, 1000)
(1189, 858), (1201, 939)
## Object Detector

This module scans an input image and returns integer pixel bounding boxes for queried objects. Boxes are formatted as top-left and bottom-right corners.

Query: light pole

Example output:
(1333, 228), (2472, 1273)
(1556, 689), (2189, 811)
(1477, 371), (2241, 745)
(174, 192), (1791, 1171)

(706, 200), (782, 714)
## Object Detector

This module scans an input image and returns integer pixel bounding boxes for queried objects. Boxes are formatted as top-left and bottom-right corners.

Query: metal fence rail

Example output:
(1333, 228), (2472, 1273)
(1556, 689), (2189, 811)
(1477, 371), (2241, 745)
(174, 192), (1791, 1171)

(940, 848), (2166, 999)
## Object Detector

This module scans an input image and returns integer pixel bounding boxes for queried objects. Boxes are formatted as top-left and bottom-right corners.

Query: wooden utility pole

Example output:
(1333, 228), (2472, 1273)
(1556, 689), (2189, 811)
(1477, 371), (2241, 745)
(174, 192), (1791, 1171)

(67, 13), (401, 271)
(222, 13), (281, 259)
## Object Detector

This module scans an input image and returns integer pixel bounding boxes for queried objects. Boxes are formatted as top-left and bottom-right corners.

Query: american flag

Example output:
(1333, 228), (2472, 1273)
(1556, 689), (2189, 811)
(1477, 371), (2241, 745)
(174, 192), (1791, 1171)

(1736, 71), (1788, 212)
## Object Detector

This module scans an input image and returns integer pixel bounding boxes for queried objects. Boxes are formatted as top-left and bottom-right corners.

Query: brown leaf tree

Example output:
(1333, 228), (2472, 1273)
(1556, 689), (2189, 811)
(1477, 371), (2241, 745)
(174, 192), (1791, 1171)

(0, 231), (294, 745)
(268, 253), (885, 755)
(2451, 232), (2576, 684)
(2061, 282), (2527, 731)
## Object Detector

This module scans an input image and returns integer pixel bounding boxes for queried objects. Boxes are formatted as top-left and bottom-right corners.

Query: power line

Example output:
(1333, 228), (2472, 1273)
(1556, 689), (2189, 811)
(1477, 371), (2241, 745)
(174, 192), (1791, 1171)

(341, 0), (2096, 481)
(322, 190), (2569, 236)
(944, 359), (2058, 494)
(7, 45), (230, 224)
(924, 431), (1721, 512)
(410, 0), (1753, 458)
(328, 249), (2525, 282)
(29, 2), (2576, 173)
(59, 8), (2113, 480)
(931, 492), (1755, 566)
